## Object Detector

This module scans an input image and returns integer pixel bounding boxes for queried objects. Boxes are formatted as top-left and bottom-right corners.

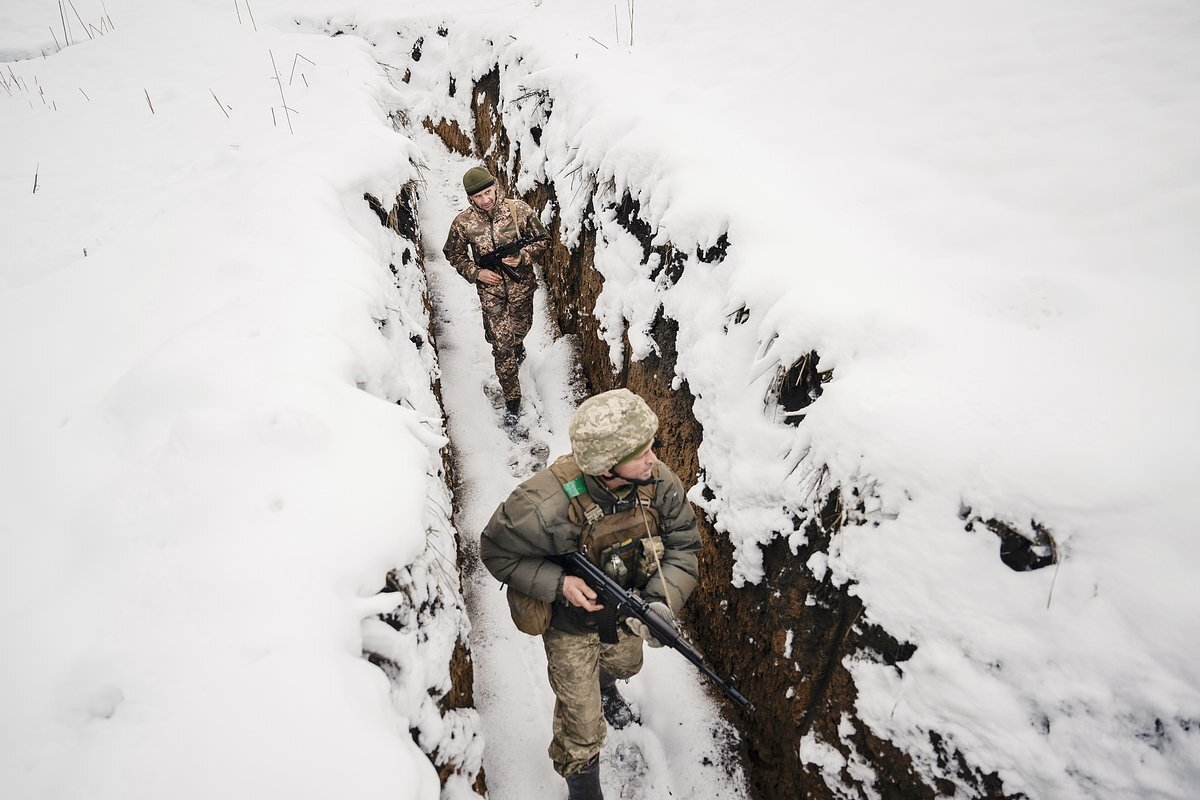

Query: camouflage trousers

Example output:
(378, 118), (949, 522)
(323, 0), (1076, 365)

(478, 277), (535, 403)
(543, 627), (644, 777)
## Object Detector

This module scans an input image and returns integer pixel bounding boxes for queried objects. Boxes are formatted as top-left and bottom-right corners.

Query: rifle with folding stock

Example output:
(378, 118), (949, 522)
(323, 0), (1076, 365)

(476, 234), (549, 282)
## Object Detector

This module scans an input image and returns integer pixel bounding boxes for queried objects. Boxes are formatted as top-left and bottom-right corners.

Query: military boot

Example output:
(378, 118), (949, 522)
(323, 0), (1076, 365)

(565, 754), (603, 800)
(599, 668), (638, 729)
(503, 397), (521, 426)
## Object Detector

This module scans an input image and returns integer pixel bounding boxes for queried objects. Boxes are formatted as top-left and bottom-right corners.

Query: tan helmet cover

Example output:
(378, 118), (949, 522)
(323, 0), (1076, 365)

(570, 388), (659, 475)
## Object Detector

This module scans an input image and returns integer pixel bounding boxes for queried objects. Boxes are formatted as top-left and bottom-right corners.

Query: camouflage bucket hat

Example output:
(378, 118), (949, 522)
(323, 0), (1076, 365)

(570, 388), (659, 475)
(463, 166), (495, 195)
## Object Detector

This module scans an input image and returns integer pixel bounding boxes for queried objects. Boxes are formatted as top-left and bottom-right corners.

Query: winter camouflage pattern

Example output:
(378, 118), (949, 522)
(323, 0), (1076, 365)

(569, 388), (660, 475)
(543, 627), (644, 777)
(480, 455), (701, 779)
(443, 188), (549, 403)
(480, 277), (535, 402)
(481, 458), (699, 623)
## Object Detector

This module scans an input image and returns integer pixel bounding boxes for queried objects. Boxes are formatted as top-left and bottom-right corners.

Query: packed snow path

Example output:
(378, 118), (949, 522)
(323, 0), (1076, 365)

(416, 132), (750, 800)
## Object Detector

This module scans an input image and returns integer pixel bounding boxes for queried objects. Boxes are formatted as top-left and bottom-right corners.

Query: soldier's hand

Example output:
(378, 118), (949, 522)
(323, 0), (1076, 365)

(501, 254), (521, 267)
(563, 575), (604, 612)
(477, 268), (502, 286)
(625, 602), (675, 648)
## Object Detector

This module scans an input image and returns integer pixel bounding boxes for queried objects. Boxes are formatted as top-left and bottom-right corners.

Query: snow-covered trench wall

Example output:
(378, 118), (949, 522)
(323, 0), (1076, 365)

(389, 26), (1013, 800)
(358, 185), (485, 796)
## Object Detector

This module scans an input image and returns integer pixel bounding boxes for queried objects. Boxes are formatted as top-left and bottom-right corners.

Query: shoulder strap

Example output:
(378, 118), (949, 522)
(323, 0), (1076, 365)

(549, 454), (604, 525)
(506, 198), (523, 238)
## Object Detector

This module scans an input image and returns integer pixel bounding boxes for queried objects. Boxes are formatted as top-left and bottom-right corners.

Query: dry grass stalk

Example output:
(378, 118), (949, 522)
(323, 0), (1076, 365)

(209, 88), (229, 117)
(58, 2), (70, 47)
(33, 163), (39, 194)
(67, 0), (93, 40)
(1045, 531), (1061, 609)
(289, 53), (315, 86)
(245, 1), (258, 32)
(78, 87), (89, 100)
(269, 50), (294, 134)
(144, 88), (154, 114)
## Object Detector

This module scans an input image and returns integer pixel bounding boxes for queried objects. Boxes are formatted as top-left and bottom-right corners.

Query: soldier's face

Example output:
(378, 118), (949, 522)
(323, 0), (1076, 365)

(612, 443), (657, 483)
(470, 185), (497, 212)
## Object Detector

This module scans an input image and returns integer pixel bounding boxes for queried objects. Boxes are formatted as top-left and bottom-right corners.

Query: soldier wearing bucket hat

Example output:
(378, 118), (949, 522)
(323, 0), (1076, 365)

(480, 388), (702, 799)
(443, 165), (550, 423)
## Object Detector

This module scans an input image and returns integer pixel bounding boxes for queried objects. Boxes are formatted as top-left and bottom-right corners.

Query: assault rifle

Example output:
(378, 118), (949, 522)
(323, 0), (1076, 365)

(476, 234), (549, 282)
(549, 550), (755, 713)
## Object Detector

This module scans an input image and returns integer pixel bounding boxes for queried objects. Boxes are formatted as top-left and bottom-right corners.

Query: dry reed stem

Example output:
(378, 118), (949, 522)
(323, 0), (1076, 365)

(58, 2), (70, 48)
(234, 0), (242, 25)
(67, 0), (93, 40)
(33, 163), (39, 194)
(144, 88), (154, 113)
(49, 26), (62, 51)
(289, 53), (315, 86)
(245, 1), (257, 32)
(210, 88), (229, 118)
(1045, 531), (1061, 609)
(78, 87), (89, 100)
(269, 50), (293, 134)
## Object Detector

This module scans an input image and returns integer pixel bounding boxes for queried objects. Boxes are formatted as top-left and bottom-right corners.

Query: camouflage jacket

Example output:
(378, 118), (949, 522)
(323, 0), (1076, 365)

(480, 457), (701, 635)
(442, 188), (549, 284)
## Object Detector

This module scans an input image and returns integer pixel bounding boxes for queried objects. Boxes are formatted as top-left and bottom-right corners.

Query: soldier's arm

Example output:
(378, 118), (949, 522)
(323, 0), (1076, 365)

(442, 217), (481, 283)
(642, 465), (701, 613)
(480, 492), (566, 603)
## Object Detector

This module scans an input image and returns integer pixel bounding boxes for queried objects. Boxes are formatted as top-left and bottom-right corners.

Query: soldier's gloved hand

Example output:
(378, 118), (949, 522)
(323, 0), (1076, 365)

(625, 601), (675, 648)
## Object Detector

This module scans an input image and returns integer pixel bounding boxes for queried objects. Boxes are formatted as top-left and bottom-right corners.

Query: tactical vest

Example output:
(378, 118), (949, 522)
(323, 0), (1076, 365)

(505, 455), (664, 636)
(547, 454), (663, 588)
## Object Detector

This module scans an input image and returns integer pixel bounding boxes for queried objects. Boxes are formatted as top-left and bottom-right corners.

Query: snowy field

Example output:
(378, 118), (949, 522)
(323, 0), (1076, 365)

(3, 1), (1199, 799)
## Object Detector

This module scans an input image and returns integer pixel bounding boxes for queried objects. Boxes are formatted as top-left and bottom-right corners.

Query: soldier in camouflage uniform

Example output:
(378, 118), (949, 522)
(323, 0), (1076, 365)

(442, 166), (550, 420)
(481, 388), (701, 800)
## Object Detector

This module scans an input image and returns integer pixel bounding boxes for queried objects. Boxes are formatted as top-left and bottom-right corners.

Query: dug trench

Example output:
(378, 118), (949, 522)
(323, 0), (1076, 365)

(381, 65), (1030, 799)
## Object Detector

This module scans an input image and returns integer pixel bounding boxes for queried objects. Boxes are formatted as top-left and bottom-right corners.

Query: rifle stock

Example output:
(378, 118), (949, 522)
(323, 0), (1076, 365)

(549, 551), (755, 713)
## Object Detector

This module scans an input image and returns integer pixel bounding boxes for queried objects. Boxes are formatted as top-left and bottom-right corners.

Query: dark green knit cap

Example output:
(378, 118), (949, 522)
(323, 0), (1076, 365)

(463, 166), (495, 195)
